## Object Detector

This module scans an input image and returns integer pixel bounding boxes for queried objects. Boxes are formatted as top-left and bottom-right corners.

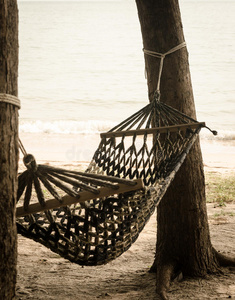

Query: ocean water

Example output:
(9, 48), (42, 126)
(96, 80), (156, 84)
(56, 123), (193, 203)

(18, 1), (235, 141)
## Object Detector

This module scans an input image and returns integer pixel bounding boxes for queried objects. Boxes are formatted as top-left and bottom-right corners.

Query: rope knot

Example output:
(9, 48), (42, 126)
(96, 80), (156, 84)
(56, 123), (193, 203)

(153, 90), (161, 102)
(143, 42), (187, 98)
(23, 154), (38, 172)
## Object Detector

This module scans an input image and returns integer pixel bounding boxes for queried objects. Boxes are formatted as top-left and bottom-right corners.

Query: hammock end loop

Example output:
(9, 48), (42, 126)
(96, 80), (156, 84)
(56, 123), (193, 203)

(211, 130), (218, 136)
(153, 90), (161, 102)
(204, 125), (218, 136)
(23, 153), (38, 172)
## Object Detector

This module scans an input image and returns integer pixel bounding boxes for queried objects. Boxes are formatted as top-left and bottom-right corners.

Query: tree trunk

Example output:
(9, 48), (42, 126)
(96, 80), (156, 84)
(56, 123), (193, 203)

(135, 0), (220, 298)
(0, 0), (19, 299)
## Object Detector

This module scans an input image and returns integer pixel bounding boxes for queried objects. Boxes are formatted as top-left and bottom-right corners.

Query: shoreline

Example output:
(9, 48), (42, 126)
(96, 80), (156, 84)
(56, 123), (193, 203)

(19, 132), (235, 174)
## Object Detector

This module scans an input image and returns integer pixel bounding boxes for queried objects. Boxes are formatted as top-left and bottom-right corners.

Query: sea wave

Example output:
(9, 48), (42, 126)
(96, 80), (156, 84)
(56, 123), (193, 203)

(19, 120), (116, 134)
(200, 129), (235, 141)
(19, 119), (235, 142)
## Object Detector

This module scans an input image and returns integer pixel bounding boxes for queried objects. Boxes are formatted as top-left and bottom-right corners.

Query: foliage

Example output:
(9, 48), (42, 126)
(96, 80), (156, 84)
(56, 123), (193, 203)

(205, 172), (235, 205)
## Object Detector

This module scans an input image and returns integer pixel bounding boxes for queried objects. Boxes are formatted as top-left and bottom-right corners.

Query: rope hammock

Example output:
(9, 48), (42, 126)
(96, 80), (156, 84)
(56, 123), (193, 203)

(4, 42), (216, 265)
(15, 92), (215, 265)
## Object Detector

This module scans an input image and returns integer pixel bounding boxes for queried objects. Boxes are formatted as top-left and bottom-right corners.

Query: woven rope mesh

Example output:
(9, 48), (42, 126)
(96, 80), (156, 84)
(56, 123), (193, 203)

(17, 188), (158, 265)
(16, 100), (202, 265)
(91, 100), (199, 185)
(92, 130), (192, 185)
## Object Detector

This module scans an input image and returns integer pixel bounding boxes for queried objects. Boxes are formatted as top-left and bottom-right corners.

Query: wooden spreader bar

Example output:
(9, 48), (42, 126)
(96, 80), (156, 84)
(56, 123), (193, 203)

(100, 122), (205, 139)
(16, 178), (144, 218)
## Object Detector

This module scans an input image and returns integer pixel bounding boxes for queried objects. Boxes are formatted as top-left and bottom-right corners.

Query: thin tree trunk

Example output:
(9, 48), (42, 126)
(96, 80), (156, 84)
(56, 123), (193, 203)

(135, 0), (219, 298)
(0, 0), (19, 298)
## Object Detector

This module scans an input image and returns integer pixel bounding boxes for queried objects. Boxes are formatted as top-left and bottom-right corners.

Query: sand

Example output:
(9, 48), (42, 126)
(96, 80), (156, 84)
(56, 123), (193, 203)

(19, 132), (235, 170)
(16, 133), (235, 300)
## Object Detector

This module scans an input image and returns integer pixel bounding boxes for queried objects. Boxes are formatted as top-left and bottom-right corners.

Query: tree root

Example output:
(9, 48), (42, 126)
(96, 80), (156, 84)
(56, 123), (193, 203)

(150, 259), (182, 299)
(214, 248), (235, 268)
(151, 249), (235, 300)
(149, 257), (157, 273)
(156, 262), (175, 300)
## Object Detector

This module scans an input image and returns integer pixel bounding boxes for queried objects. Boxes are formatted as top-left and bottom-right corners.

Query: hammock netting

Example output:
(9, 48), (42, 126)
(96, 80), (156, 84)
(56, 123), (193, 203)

(16, 99), (206, 265)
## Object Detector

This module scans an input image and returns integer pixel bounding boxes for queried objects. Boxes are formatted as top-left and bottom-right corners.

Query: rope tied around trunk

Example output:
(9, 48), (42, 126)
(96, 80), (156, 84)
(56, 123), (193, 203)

(0, 93), (21, 109)
(0, 93), (28, 154)
(143, 42), (187, 95)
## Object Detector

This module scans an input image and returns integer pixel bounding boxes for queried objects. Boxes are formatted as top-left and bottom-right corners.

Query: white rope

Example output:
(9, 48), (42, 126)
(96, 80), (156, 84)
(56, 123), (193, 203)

(143, 42), (187, 94)
(19, 138), (27, 156)
(0, 93), (26, 155)
(0, 93), (21, 109)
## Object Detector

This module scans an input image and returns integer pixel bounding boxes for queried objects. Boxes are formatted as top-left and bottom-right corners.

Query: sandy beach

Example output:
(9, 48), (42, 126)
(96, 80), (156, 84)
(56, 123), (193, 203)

(16, 133), (235, 300)
(19, 132), (235, 172)
(14, 0), (235, 297)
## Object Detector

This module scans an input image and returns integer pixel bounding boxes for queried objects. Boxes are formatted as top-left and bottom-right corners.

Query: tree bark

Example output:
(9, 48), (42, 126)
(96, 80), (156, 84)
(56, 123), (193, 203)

(135, 0), (220, 298)
(0, 0), (19, 299)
